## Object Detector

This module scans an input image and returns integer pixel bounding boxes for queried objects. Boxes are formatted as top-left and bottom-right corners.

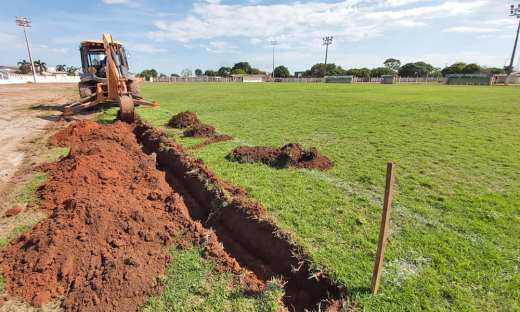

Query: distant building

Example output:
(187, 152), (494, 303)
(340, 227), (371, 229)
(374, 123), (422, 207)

(0, 65), (21, 74)
(230, 74), (264, 82)
(294, 71), (304, 78)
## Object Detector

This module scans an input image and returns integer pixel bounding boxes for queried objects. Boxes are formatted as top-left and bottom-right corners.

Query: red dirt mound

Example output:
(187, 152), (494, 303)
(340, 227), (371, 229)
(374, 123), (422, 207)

(166, 110), (200, 128)
(0, 121), (251, 312)
(183, 123), (216, 138)
(47, 120), (101, 147)
(227, 143), (334, 170)
(189, 134), (234, 150)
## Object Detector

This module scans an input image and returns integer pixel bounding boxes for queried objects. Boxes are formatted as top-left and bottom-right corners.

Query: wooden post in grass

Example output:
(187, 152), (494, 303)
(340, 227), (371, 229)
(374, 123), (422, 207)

(371, 161), (396, 294)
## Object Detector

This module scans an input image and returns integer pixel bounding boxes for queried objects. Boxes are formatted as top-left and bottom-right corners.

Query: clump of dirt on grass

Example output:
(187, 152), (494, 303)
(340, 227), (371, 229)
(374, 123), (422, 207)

(0, 121), (251, 312)
(166, 110), (200, 128)
(183, 123), (216, 138)
(227, 143), (334, 170)
(167, 111), (234, 149)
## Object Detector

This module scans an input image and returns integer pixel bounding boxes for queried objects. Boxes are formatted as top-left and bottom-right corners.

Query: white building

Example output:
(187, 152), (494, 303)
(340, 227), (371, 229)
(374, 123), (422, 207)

(230, 74), (264, 82)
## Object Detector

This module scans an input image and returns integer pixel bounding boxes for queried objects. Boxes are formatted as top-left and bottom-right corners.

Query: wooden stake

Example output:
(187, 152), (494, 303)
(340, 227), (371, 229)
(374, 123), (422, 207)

(371, 161), (396, 294)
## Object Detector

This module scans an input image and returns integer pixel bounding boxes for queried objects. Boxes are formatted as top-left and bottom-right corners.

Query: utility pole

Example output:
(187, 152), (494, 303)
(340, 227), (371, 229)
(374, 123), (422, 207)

(323, 36), (333, 79)
(271, 41), (277, 79)
(14, 17), (37, 84)
(505, 4), (520, 86)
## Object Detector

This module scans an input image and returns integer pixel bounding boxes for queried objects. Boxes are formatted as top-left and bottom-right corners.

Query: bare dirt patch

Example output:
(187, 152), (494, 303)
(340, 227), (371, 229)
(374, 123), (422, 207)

(228, 143), (334, 170)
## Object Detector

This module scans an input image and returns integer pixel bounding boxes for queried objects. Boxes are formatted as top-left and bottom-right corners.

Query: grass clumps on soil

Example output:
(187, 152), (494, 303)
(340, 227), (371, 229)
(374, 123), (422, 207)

(228, 143), (334, 170)
(141, 244), (283, 312)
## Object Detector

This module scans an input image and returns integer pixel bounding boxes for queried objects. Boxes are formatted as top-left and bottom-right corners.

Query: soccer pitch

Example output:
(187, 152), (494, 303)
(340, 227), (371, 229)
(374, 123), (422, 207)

(134, 82), (520, 311)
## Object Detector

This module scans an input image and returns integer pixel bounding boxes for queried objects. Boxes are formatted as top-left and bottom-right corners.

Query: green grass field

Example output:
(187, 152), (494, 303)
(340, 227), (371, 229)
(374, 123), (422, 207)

(130, 82), (519, 311)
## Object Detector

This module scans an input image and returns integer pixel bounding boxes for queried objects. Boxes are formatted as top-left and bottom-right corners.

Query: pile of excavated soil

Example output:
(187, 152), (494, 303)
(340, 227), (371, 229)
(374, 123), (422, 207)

(227, 143), (334, 170)
(166, 111), (200, 128)
(183, 123), (216, 138)
(167, 111), (234, 148)
(0, 121), (251, 311)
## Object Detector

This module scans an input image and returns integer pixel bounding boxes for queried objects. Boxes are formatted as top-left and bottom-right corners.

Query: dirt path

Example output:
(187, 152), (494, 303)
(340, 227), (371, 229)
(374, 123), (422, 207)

(0, 84), (83, 210)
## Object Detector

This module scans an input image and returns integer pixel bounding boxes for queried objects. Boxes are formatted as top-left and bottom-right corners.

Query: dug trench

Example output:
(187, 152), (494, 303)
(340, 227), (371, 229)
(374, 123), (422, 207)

(1, 117), (344, 312)
(134, 119), (343, 311)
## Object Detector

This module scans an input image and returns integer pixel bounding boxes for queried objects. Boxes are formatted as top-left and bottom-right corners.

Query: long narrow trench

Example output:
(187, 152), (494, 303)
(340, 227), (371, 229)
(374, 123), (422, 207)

(133, 121), (343, 312)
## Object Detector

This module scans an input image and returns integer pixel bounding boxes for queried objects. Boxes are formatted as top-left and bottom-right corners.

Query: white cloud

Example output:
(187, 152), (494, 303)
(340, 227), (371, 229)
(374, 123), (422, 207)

(148, 0), (488, 44)
(128, 44), (167, 53)
(0, 32), (18, 44)
(210, 41), (227, 48)
(102, 0), (138, 7)
(443, 26), (500, 33)
(250, 38), (262, 44)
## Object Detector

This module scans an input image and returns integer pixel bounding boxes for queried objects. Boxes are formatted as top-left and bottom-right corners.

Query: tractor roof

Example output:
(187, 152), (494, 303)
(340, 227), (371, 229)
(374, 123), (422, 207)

(80, 40), (123, 46)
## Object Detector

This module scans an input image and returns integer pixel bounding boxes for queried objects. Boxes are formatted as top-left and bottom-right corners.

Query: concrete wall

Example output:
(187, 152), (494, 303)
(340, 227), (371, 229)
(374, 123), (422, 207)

(0, 74), (80, 85)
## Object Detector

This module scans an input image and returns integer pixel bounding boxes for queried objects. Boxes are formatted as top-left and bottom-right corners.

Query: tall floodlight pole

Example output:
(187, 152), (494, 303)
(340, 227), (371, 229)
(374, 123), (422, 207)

(505, 4), (520, 86)
(14, 17), (38, 83)
(271, 41), (277, 78)
(323, 36), (333, 79)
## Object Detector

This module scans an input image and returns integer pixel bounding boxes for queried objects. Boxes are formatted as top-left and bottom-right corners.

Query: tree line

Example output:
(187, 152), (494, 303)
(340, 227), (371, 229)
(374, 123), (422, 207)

(17, 60), (79, 76)
(138, 59), (508, 80)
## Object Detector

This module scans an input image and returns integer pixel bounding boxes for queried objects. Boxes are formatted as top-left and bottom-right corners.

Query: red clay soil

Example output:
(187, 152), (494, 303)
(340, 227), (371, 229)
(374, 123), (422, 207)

(0, 121), (255, 312)
(228, 143), (334, 170)
(166, 110), (200, 128)
(189, 134), (234, 150)
(183, 123), (216, 138)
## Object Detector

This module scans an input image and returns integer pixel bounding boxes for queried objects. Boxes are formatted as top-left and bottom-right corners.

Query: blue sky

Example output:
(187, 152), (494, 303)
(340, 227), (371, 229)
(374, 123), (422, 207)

(1, 0), (518, 75)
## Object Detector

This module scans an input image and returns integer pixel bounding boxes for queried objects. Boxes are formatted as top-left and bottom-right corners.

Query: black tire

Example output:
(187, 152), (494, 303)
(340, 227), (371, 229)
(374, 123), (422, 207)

(127, 80), (142, 98)
(78, 81), (94, 99)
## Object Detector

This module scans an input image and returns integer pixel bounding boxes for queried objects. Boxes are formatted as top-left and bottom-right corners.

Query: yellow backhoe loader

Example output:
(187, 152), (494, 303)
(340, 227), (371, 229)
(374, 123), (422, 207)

(64, 34), (158, 121)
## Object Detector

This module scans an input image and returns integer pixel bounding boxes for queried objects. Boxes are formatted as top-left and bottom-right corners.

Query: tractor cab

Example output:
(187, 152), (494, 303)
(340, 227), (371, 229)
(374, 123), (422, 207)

(79, 40), (130, 82)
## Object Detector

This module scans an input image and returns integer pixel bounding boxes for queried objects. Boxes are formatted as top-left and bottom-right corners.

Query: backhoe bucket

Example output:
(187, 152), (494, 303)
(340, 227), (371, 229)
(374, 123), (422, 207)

(118, 94), (135, 122)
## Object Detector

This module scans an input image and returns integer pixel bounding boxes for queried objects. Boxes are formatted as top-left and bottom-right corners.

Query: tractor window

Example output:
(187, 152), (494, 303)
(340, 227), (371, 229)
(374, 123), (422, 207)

(88, 51), (106, 66)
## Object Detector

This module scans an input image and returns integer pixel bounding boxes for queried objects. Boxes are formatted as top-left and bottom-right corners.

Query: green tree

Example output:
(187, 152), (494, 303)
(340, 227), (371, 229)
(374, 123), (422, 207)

(171, 73), (180, 77)
(56, 64), (66, 72)
(139, 69), (158, 79)
(232, 62), (251, 74)
(231, 69), (246, 75)
(441, 62), (468, 76)
(218, 67), (231, 77)
(250, 68), (262, 75)
(17, 60), (32, 74)
(384, 58), (401, 71)
(307, 63), (339, 77)
(463, 63), (482, 74)
(195, 69), (203, 76)
(204, 70), (217, 76)
(181, 68), (192, 77)
(371, 67), (396, 77)
(66, 66), (79, 76)
(481, 67), (505, 74)
(159, 73), (167, 78)
(398, 62), (434, 77)
(33, 60), (47, 75)
(273, 65), (290, 78)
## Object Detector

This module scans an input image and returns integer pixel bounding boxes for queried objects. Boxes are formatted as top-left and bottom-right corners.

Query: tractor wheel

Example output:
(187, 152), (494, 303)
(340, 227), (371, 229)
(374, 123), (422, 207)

(78, 82), (94, 99)
(128, 80), (142, 98)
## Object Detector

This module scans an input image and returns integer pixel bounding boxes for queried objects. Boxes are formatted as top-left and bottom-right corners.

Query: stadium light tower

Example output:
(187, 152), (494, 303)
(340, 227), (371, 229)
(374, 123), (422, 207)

(323, 36), (333, 79)
(14, 17), (37, 83)
(505, 4), (520, 86)
(271, 41), (277, 79)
